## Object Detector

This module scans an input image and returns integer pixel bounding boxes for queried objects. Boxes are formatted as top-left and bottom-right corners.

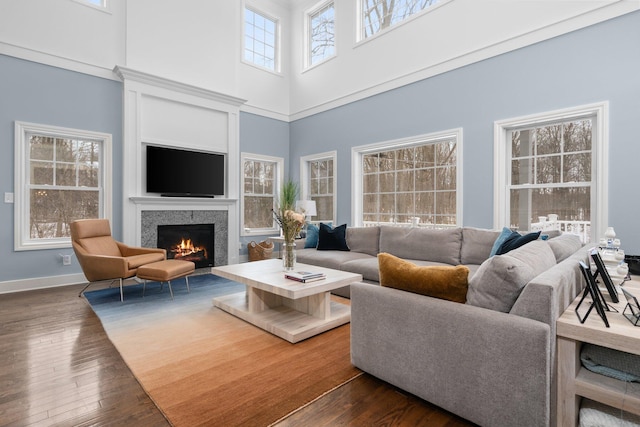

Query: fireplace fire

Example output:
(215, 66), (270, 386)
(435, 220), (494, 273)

(157, 224), (215, 269)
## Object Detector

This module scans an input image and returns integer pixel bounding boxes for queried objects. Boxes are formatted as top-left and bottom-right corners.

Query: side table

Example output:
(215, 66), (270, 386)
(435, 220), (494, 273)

(556, 277), (640, 426)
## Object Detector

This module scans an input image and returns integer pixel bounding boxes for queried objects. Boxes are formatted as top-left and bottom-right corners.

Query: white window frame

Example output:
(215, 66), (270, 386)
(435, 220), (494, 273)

(357, 0), (449, 43)
(351, 129), (463, 227)
(300, 150), (337, 224)
(241, 152), (284, 237)
(494, 102), (609, 242)
(72, 0), (111, 13)
(305, 0), (336, 70)
(14, 121), (112, 251)
(242, 5), (281, 74)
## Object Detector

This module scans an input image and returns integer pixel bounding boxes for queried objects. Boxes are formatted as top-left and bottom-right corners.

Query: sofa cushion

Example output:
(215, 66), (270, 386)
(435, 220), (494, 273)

(304, 223), (319, 248)
(547, 233), (583, 262)
(340, 257), (381, 282)
(496, 231), (541, 255)
(466, 240), (557, 312)
(462, 227), (501, 265)
(379, 226), (462, 265)
(346, 226), (380, 257)
(317, 223), (350, 251)
(296, 248), (369, 270)
(378, 253), (470, 303)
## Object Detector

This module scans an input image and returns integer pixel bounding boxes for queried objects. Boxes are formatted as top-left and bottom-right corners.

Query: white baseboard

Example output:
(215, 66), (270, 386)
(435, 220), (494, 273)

(0, 273), (87, 294)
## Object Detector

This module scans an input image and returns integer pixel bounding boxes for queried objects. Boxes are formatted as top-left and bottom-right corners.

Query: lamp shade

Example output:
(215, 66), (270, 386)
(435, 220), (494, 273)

(296, 200), (317, 217)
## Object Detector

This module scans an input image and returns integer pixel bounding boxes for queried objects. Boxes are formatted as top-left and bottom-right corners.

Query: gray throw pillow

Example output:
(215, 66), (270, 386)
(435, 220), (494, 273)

(466, 241), (557, 312)
(547, 233), (583, 262)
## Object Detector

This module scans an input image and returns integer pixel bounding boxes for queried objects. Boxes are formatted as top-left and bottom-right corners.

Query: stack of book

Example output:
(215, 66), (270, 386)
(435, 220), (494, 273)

(285, 270), (326, 283)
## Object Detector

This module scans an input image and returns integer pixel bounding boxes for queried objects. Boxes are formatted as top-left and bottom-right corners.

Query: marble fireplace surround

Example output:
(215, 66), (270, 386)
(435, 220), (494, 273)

(141, 210), (228, 268)
(130, 197), (238, 266)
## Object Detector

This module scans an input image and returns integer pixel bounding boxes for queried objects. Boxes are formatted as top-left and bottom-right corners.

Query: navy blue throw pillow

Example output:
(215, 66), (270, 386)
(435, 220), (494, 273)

(317, 223), (350, 251)
(496, 231), (541, 255)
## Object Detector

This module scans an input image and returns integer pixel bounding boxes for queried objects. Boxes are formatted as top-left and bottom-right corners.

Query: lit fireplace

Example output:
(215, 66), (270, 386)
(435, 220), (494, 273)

(157, 224), (215, 269)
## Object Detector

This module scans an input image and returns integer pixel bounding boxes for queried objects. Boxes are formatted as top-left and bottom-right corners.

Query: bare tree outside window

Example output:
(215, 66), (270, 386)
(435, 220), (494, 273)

(362, 0), (440, 39)
(362, 139), (457, 227)
(28, 135), (101, 239)
(309, 2), (335, 66)
(509, 119), (593, 240)
(309, 158), (334, 222)
(243, 159), (277, 229)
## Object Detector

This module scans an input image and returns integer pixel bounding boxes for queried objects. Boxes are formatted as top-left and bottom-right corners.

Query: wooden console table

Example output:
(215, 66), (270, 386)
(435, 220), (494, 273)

(557, 277), (640, 426)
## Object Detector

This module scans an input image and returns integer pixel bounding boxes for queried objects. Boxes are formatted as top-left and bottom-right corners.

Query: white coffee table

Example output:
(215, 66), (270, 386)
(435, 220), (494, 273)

(211, 259), (363, 343)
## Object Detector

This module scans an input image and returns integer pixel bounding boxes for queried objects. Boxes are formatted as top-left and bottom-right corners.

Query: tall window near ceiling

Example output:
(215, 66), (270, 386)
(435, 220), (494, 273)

(307, 1), (335, 68)
(495, 103), (608, 243)
(241, 153), (284, 235)
(353, 130), (462, 227)
(361, 0), (441, 40)
(244, 7), (279, 72)
(14, 122), (112, 250)
(300, 152), (336, 224)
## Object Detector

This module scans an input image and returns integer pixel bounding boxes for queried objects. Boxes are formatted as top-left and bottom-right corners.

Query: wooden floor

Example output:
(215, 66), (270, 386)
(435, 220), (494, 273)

(0, 283), (475, 427)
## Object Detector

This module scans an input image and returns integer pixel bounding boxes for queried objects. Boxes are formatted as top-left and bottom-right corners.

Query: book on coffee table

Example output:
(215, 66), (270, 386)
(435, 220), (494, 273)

(285, 270), (326, 282)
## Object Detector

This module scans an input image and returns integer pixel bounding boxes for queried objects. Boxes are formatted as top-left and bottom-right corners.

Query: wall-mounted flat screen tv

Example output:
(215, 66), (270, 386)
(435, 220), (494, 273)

(146, 145), (225, 197)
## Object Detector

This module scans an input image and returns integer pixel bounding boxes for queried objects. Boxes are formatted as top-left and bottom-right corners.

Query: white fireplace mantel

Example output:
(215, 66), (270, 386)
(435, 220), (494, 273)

(117, 67), (244, 266)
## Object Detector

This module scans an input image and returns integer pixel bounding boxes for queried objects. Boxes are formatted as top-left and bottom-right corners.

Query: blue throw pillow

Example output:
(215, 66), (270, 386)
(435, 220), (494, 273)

(317, 223), (350, 251)
(304, 223), (319, 248)
(496, 231), (541, 255)
(490, 227), (513, 257)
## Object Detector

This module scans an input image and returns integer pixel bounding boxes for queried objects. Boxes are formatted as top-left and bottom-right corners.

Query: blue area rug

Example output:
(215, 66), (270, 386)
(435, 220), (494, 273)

(83, 271), (359, 426)
(84, 274), (245, 330)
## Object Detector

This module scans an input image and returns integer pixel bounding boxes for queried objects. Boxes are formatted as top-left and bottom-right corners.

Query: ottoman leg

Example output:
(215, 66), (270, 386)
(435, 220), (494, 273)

(142, 280), (147, 297)
(185, 276), (190, 293)
(168, 281), (174, 300)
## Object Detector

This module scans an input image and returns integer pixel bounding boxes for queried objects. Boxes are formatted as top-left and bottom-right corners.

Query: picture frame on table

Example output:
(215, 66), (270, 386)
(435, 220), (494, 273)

(577, 261), (610, 327)
(590, 249), (620, 303)
(622, 287), (640, 326)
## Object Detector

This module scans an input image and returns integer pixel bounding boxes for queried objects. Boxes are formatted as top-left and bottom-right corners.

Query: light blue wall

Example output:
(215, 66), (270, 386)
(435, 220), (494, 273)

(2, 11), (640, 284)
(238, 112), (290, 256)
(289, 10), (640, 253)
(0, 55), (123, 282)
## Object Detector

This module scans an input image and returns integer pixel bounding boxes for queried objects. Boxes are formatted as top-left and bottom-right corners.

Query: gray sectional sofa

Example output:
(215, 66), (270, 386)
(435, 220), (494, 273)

(296, 225), (587, 427)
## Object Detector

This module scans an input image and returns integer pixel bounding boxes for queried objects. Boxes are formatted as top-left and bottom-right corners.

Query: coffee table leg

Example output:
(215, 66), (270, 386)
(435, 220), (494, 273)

(247, 286), (282, 312)
(285, 292), (330, 320)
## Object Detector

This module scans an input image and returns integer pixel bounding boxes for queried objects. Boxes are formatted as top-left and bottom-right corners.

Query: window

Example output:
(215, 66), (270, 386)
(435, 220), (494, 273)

(244, 7), (279, 72)
(300, 151), (336, 224)
(14, 122), (112, 251)
(494, 103), (609, 244)
(241, 153), (284, 236)
(307, 1), (335, 68)
(73, 0), (109, 12)
(352, 130), (462, 227)
(360, 0), (441, 40)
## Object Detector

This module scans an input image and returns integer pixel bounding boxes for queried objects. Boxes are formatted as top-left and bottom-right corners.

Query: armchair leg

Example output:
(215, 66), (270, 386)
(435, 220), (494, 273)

(78, 282), (93, 297)
(119, 278), (124, 302)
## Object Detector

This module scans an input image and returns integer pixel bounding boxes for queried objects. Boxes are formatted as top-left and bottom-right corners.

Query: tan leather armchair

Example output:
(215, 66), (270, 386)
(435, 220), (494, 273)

(71, 218), (166, 301)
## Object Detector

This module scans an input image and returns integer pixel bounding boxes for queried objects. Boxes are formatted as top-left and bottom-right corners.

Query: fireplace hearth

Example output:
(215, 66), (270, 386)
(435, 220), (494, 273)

(157, 224), (215, 268)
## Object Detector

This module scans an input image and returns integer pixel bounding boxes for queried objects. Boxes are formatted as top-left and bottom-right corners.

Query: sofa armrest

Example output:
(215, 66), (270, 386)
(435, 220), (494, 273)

(351, 283), (551, 427)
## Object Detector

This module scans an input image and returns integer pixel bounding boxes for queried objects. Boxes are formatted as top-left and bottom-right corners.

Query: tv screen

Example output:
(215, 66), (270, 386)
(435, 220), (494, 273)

(146, 145), (225, 197)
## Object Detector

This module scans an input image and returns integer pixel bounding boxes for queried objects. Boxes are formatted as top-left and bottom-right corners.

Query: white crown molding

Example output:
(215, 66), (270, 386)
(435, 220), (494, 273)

(0, 41), (118, 81)
(113, 66), (247, 107)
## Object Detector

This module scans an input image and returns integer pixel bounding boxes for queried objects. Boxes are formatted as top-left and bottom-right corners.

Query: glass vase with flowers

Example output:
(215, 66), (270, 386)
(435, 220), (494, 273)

(272, 180), (305, 271)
